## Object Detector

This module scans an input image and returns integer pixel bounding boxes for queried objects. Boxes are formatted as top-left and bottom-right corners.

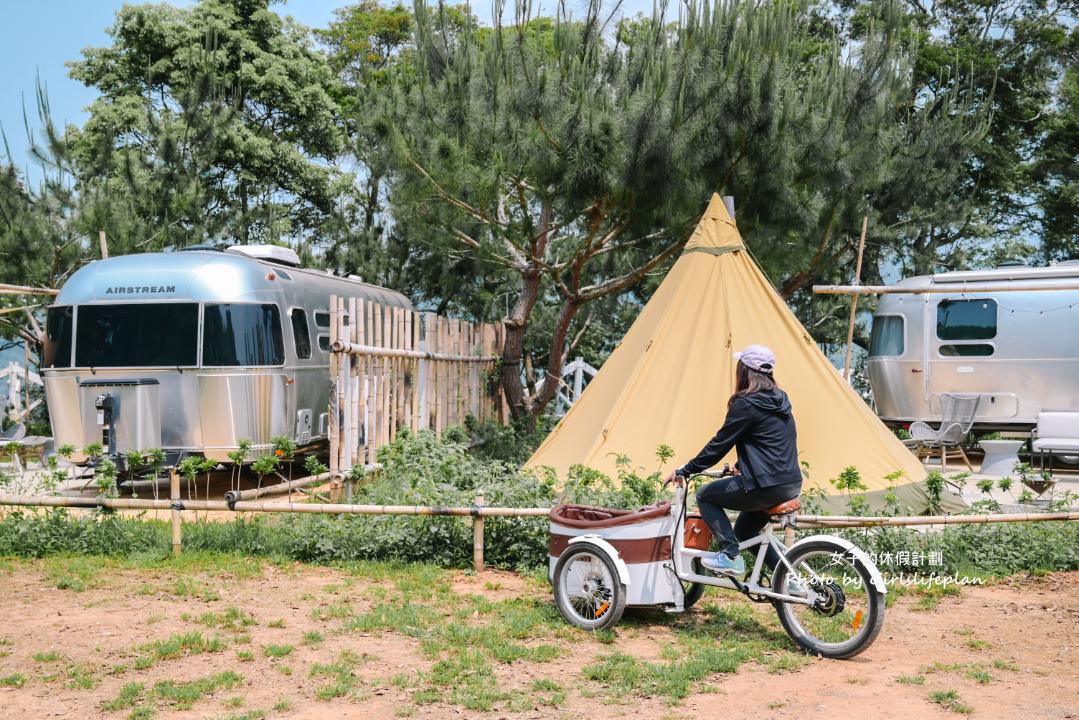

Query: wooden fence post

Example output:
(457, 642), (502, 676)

(170, 469), (182, 558)
(473, 494), (485, 572)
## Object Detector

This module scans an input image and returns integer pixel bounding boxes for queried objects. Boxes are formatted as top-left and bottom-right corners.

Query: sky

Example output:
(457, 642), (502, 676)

(0, 0), (656, 177)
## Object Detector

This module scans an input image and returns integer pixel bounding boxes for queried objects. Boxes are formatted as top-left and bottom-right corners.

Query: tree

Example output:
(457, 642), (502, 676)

(891, 0), (1079, 268)
(379, 0), (983, 422)
(66, 0), (346, 247)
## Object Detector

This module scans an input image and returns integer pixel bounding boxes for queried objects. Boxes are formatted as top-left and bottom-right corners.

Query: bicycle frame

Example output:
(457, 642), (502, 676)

(670, 484), (819, 607)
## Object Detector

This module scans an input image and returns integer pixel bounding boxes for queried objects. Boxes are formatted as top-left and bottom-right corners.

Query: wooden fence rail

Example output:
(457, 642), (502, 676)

(326, 295), (506, 480)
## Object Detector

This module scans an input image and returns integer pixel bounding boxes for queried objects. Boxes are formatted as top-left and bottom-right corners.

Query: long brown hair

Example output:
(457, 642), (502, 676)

(728, 360), (778, 408)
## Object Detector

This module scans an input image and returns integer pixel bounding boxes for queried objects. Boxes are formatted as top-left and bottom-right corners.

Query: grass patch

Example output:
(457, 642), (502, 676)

(765, 653), (812, 674)
(530, 678), (566, 707)
(993, 658), (1019, 671)
(347, 603), (440, 637)
(310, 603), (354, 622)
(236, 650), (254, 662)
(144, 632), (225, 661)
(896, 674), (925, 685)
(912, 596), (939, 612)
(1, 673), (26, 688)
(65, 662), (97, 690)
(151, 671), (243, 710)
(311, 650), (368, 700)
(33, 650), (62, 662)
(194, 607), (257, 632)
(43, 556), (113, 592)
(262, 644), (294, 659)
(272, 698), (292, 712)
(929, 689), (974, 714)
(267, 619), (285, 629)
(967, 669), (993, 684)
(217, 712), (265, 720)
(583, 644), (749, 701)
(302, 630), (324, 646)
(102, 682), (144, 711)
(171, 577), (220, 602)
(128, 631), (225, 670)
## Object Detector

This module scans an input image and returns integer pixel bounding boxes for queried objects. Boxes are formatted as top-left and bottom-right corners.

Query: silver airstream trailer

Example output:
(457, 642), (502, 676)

(41, 246), (411, 464)
(867, 261), (1079, 430)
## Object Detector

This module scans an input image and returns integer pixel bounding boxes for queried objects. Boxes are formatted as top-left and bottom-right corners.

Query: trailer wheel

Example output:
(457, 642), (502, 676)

(553, 542), (627, 631)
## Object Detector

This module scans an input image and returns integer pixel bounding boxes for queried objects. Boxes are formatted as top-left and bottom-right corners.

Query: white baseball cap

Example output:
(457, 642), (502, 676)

(734, 344), (776, 373)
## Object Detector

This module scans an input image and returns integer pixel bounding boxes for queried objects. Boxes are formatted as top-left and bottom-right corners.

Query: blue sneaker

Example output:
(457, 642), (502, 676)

(701, 552), (745, 576)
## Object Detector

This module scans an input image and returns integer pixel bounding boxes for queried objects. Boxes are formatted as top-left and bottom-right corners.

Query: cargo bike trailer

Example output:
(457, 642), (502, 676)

(547, 472), (887, 659)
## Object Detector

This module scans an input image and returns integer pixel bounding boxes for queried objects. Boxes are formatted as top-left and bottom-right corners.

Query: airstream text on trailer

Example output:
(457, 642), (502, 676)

(41, 246), (411, 464)
(867, 262), (1079, 431)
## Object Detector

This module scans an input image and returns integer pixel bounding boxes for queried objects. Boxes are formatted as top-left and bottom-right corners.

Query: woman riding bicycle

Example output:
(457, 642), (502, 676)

(664, 344), (802, 576)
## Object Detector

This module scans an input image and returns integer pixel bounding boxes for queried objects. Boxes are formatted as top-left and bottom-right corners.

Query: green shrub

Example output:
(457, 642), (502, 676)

(0, 429), (1074, 577)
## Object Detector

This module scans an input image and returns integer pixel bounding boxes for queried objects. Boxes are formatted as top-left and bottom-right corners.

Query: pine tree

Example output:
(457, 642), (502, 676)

(380, 0), (984, 421)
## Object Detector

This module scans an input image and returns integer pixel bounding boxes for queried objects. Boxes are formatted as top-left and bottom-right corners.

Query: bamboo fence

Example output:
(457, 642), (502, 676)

(326, 296), (506, 481)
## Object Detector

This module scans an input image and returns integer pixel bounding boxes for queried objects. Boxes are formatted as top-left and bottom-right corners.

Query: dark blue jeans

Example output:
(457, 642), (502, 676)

(696, 476), (800, 567)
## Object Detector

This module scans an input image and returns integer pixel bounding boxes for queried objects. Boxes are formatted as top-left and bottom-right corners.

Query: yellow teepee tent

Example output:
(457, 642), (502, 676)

(526, 195), (963, 513)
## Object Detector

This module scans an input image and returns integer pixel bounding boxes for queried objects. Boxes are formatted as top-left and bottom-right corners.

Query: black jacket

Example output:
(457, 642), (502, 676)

(677, 389), (801, 490)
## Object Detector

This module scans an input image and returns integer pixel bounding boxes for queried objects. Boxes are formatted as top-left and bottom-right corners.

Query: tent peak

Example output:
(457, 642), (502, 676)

(683, 194), (744, 253)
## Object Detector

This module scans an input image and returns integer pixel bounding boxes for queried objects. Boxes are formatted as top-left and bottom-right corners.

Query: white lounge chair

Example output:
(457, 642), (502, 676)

(1032, 412), (1079, 475)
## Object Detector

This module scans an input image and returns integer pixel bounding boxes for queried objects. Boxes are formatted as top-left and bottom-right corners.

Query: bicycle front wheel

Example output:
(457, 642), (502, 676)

(771, 539), (886, 659)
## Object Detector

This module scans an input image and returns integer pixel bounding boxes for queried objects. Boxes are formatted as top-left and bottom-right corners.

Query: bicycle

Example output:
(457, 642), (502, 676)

(548, 471), (886, 658)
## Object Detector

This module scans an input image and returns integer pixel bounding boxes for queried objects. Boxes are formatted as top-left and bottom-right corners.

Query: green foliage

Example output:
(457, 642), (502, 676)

(271, 435), (297, 461)
(0, 432), (1074, 578)
(94, 459), (120, 499)
(250, 455), (279, 480)
(376, 0), (988, 420)
(66, 0), (345, 246)
(304, 455), (329, 476)
(924, 470), (946, 515)
(227, 440), (253, 466)
(928, 689), (973, 714)
(830, 466), (869, 514)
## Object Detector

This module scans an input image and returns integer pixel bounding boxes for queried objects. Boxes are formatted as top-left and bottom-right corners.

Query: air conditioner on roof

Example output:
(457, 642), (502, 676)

(226, 244), (301, 267)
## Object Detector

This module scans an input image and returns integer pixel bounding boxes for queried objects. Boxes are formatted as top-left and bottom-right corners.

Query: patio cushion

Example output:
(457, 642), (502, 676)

(1036, 412), (1079, 439)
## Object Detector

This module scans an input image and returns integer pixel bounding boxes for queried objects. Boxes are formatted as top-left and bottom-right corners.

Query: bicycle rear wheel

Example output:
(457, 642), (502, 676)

(771, 539), (885, 659)
(552, 542), (627, 631)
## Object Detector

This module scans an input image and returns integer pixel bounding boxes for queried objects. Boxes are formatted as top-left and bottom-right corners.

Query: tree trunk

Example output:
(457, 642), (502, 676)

(499, 266), (542, 424)
(527, 298), (581, 417)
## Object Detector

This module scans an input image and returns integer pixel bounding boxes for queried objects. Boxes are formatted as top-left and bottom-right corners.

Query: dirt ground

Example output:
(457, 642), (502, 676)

(0, 558), (1075, 720)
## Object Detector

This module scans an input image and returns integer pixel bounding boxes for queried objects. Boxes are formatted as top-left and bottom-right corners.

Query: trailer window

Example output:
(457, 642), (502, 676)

(939, 344), (994, 357)
(869, 315), (904, 357)
(937, 299), (997, 340)
(314, 310), (330, 328)
(290, 309), (311, 360)
(203, 304), (284, 366)
(75, 304), (198, 367)
(43, 306), (73, 368)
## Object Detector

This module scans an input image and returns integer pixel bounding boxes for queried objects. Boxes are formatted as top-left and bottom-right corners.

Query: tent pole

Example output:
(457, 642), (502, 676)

(842, 216), (868, 381)
(721, 195), (735, 218)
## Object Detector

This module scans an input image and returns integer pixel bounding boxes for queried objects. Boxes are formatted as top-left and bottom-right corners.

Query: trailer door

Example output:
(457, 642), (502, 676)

(927, 298), (1009, 417)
